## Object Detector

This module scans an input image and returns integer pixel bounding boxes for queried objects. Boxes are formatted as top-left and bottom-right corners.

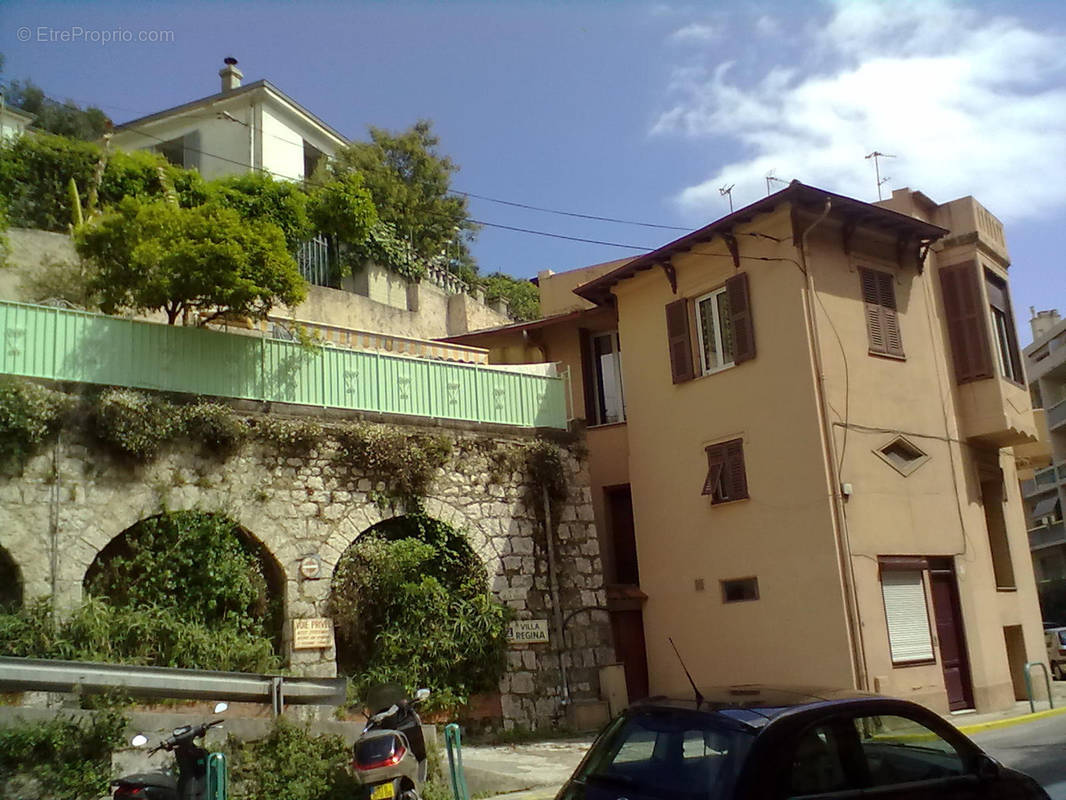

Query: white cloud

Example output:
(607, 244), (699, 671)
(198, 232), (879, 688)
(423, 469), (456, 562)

(670, 22), (718, 43)
(653, 0), (1066, 222)
(754, 14), (779, 37)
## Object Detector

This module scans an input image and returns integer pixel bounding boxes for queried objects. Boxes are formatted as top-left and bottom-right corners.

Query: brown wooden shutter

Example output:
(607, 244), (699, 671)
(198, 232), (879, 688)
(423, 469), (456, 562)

(577, 327), (599, 425)
(860, 268), (904, 358)
(724, 439), (749, 500)
(702, 444), (726, 496)
(665, 299), (695, 384)
(939, 261), (993, 383)
(726, 272), (756, 364)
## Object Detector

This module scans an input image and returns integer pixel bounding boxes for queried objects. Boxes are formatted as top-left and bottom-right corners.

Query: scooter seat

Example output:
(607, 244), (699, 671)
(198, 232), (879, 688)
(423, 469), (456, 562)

(114, 771), (178, 790)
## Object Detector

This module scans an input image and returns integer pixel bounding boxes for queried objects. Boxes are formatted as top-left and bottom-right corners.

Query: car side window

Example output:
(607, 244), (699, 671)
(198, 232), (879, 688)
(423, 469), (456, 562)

(787, 724), (852, 797)
(852, 714), (966, 787)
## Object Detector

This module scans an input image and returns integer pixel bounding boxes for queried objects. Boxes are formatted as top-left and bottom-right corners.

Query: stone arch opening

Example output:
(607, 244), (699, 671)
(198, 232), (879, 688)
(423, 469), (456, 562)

(329, 513), (506, 702)
(84, 510), (286, 653)
(0, 546), (23, 611)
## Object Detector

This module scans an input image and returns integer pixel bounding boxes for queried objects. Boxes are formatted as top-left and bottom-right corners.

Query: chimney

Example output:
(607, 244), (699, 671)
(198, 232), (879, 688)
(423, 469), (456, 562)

(219, 57), (243, 92)
(1030, 307), (1062, 343)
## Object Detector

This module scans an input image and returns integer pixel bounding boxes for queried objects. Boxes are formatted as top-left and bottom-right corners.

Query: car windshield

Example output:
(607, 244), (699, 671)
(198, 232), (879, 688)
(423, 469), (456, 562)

(575, 709), (754, 800)
(1058, 630), (1066, 646)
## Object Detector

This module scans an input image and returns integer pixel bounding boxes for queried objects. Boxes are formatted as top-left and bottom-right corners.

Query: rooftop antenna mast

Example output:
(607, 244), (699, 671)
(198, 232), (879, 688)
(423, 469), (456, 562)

(765, 171), (789, 196)
(719, 184), (735, 212)
(865, 151), (896, 200)
(669, 637), (704, 708)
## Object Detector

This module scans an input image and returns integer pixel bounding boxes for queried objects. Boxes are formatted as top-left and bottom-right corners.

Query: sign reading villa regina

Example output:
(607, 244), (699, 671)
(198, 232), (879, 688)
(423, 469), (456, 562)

(292, 617), (335, 650)
(507, 619), (549, 644)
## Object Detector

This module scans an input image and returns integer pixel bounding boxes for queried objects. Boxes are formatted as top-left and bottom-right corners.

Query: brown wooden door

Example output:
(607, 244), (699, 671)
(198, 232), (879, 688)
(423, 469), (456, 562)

(610, 609), (650, 702)
(929, 561), (975, 711)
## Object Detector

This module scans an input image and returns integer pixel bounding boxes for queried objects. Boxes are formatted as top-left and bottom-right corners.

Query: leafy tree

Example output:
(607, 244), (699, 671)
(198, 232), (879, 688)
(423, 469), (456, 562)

(480, 272), (540, 321)
(3, 78), (111, 140)
(75, 197), (307, 324)
(329, 120), (477, 272)
(211, 172), (314, 251)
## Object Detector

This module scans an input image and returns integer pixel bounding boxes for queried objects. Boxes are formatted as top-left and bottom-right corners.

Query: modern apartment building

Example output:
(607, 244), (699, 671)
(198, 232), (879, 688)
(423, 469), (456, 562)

(1017, 309), (1066, 619)
(447, 181), (1045, 714)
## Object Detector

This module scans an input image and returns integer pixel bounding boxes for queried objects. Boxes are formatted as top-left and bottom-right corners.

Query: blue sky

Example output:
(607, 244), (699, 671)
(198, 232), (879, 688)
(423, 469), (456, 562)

(2, 0), (1063, 343)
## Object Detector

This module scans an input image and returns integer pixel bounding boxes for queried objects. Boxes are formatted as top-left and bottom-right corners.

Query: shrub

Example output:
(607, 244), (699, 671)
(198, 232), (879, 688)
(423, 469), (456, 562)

(255, 415), (326, 456)
(335, 424), (452, 508)
(331, 515), (508, 709)
(182, 401), (249, 458)
(0, 709), (126, 800)
(0, 598), (279, 673)
(89, 388), (182, 462)
(224, 719), (358, 800)
(85, 511), (275, 636)
(0, 378), (71, 469)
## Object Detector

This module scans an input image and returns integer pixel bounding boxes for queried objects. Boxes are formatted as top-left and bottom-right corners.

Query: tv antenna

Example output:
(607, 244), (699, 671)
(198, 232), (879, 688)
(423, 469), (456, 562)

(719, 184), (735, 212)
(765, 171), (789, 196)
(865, 151), (895, 200)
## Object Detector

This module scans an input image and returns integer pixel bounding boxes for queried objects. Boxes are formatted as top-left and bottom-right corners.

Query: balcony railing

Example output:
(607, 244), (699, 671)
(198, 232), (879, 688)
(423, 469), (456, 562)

(0, 300), (567, 429)
(1030, 521), (1066, 550)
(1049, 398), (1066, 432)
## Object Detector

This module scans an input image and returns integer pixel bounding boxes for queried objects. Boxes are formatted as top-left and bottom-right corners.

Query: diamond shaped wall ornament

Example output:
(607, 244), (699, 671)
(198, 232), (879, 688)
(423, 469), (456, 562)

(875, 436), (929, 477)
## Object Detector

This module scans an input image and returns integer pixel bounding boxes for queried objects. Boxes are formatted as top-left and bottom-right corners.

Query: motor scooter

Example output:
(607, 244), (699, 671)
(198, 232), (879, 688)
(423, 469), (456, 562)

(111, 702), (228, 800)
(352, 684), (431, 800)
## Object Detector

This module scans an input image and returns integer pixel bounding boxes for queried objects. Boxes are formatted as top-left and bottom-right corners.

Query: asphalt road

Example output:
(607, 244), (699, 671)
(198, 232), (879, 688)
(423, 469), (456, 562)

(972, 713), (1066, 799)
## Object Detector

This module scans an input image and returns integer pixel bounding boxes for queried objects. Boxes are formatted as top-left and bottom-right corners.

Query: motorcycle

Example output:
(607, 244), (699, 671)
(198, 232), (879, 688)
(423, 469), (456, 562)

(352, 684), (431, 800)
(111, 702), (228, 800)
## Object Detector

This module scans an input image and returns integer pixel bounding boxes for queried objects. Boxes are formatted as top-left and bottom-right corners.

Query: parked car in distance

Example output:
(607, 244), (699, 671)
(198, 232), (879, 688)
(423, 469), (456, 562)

(1044, 627), (1066, 679)
(555, 686), (1049, 800)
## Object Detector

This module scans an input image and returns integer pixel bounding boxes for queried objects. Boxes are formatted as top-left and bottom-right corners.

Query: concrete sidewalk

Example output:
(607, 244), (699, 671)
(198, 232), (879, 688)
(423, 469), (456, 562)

(471, 684), (1066, 800)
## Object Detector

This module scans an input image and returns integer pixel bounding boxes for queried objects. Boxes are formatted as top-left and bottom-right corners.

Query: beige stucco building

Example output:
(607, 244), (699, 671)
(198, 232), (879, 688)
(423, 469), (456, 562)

(1016, 308), (1066, 618)
(449, 181), (1045, 714)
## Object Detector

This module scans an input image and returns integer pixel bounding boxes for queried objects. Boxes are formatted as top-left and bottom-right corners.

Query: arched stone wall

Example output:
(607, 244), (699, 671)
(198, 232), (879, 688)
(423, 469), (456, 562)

(0, 416), (612, 728)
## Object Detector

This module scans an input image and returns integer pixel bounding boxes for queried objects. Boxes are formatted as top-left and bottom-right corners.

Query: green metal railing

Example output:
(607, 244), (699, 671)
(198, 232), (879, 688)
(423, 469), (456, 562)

(0, 300), (567, 429)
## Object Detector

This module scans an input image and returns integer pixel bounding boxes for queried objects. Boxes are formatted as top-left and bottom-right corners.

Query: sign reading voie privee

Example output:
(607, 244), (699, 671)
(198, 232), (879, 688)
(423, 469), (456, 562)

(293, 617), (334, 650)
(507, 619), (549, 644)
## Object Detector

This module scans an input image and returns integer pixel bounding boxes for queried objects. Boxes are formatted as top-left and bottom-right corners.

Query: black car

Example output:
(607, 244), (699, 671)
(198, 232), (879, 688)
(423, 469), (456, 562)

(555, 686), (1048, 800)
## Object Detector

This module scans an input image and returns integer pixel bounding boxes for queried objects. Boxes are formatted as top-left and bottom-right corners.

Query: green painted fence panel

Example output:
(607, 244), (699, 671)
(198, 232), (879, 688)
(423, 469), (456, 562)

(0, 300), (567, 429)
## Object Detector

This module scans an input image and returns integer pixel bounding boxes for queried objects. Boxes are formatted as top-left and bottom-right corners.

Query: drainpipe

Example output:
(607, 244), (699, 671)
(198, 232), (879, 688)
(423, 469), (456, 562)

(542, 485), (571, 708)
(798, 199), (869, 691)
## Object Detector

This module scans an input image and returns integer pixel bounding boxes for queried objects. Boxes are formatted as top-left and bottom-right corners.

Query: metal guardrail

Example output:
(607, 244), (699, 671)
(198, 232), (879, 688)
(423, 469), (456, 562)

(0, 299), (567, 429)
(0, 656), (346, 712)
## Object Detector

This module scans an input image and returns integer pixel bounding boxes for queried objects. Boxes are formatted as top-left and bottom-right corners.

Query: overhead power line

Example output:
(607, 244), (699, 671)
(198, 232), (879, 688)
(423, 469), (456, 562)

(452, 190), (691, 232)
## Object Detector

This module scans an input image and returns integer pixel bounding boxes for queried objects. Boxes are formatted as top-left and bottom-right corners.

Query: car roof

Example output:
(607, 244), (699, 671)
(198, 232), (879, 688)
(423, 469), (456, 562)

(628, 685), (887, 730)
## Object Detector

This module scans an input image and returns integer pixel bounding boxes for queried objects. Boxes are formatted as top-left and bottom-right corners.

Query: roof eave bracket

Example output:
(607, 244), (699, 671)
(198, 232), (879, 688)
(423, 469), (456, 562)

(721, 231), (740, 270)
(659, 261), (678, 295)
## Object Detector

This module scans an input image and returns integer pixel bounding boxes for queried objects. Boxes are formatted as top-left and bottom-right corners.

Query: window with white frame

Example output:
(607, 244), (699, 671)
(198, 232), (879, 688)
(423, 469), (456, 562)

(695, 287), (735, 374)
(591, 331), (625, 425)
(880, 569), (935, 665)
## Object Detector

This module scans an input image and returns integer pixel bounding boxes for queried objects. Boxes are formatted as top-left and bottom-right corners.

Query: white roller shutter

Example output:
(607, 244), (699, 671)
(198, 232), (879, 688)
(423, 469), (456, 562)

(881, 570), (934, 664)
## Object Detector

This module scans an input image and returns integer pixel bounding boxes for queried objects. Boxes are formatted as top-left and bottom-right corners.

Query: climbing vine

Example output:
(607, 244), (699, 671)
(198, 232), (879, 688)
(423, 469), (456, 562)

(335, 424), (452, 509)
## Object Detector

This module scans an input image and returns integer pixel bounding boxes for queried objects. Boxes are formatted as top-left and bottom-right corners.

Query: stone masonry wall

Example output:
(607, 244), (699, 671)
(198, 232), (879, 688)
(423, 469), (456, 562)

(0, 402), (612, 729)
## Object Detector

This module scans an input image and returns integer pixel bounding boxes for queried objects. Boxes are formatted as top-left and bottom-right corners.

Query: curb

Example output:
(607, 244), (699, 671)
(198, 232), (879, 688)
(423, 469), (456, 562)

(955, 704), (1066, 735)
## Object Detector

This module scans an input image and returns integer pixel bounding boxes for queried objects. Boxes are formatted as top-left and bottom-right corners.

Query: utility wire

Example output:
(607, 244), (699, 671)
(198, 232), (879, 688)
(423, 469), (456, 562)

(452, 190), (691, 232)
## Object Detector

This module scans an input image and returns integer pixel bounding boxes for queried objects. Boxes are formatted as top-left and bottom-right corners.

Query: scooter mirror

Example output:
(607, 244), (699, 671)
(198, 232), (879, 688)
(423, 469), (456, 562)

(213, 702), (229, 714)
(130, 734), (149, 748)
(415, 688), (431, 702)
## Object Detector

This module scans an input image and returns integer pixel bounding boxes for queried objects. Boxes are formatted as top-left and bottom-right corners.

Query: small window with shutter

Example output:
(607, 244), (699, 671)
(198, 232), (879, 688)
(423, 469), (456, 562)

(859, 267), (904, 359)
(880, 568), (935, 665)
(702, 438), (749, 504)
(692, 272), (756, 375)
